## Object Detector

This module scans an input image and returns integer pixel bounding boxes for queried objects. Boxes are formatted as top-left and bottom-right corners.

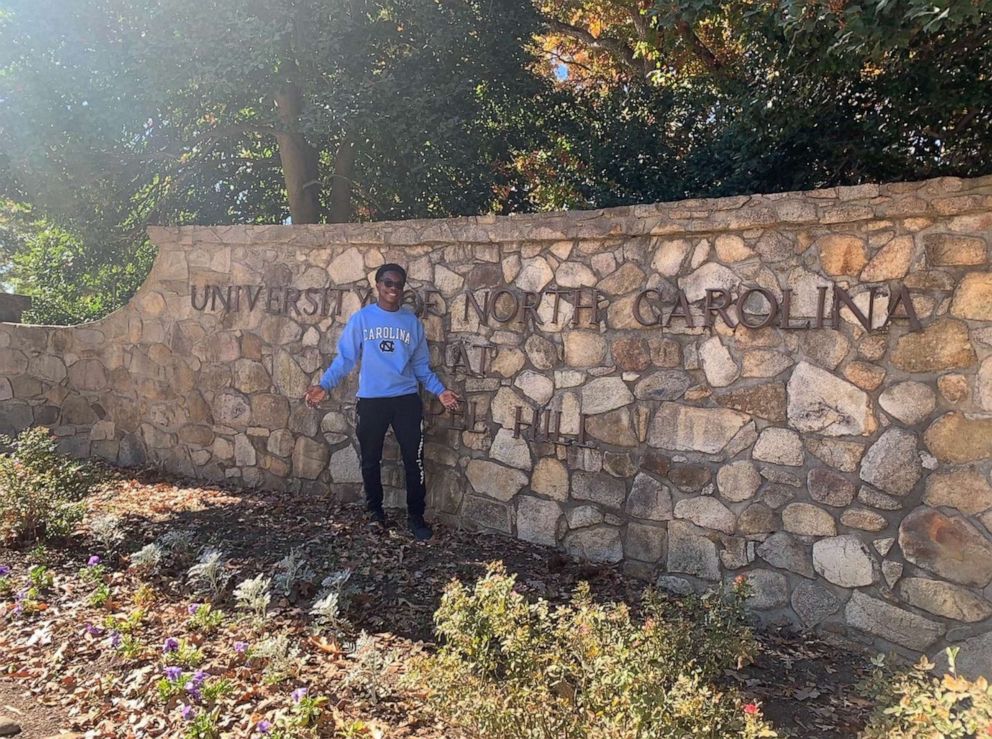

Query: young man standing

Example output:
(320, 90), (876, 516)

(304, 264), (459, 540)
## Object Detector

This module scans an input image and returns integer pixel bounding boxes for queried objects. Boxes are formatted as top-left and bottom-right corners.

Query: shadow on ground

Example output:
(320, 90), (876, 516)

(75, 466), (873, 737)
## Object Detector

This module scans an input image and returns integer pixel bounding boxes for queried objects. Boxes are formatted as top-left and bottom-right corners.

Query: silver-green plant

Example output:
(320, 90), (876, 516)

(250, 633), (301, 683)
(157, 529), (196, 566)
(130, 543), (163, 572)
(89, 514), (125, 551)
(309, 569), (352, 635)
(342, 631), (398, 704)
(234, 573), (272, 621)
(272, 547), (316, 599)
(187, 548), (230, 600)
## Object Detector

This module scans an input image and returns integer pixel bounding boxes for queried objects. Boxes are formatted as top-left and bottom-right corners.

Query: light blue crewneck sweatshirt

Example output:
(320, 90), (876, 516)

(318, 304), (445, 398)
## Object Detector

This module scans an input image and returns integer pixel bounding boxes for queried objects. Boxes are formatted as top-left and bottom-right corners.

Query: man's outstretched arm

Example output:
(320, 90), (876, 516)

(305, 317), (361, 407)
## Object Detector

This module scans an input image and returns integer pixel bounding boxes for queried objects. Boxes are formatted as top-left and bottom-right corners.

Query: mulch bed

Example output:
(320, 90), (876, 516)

(0, 468), (875, 737)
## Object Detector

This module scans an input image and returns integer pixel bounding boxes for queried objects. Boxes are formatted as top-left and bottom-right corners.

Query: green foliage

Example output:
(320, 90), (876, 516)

(187, 603), (225, 633)
(413, 562), (776, 739)
(184, 708), (221, 739)
(862, 650), (992, 738)
(0, 427), (101, 544)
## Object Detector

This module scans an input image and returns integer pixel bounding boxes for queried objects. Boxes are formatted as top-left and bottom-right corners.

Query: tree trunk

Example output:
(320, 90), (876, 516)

(328, 138), (355, 223)
(274, 83), (322, 224)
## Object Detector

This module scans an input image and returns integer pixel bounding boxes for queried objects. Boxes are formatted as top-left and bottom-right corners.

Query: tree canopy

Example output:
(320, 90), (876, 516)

(1, 0), (989, 323)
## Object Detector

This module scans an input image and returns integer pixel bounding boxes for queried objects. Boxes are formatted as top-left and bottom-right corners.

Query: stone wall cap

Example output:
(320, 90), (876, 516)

(149, 174), (992, 248)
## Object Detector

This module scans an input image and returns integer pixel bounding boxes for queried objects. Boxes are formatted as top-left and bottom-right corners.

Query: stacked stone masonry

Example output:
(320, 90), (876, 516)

(2, 175), (992, 672)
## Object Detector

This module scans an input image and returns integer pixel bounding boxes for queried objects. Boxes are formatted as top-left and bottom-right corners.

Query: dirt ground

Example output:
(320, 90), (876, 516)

(0, 468), (876, 737)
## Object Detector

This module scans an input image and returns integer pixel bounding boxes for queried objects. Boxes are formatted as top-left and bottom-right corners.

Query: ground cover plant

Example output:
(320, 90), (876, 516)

(0, 448), (941, 737)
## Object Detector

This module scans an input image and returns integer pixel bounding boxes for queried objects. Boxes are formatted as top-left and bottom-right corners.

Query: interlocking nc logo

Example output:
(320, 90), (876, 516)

(379, 340), (395, 352)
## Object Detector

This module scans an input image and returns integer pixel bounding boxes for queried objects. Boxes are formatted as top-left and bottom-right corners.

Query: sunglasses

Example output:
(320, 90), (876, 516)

(379, 278), (405, 289)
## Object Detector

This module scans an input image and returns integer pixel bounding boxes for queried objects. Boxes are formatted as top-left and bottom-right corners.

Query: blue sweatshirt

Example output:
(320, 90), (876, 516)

(318, 304), (446, 398)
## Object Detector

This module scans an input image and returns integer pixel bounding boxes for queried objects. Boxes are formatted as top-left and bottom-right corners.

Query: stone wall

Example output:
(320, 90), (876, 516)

(2, 175), (992, 668)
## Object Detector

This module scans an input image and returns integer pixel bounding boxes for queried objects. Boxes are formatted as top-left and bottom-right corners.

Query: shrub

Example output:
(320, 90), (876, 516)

(0, 427), (100, 543)
(862, 650), (992, 738)
(412, 561), (776, 739)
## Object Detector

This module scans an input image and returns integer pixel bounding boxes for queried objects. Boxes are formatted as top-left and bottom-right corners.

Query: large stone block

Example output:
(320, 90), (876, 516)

(845, 591), (944, 651)
(699, 336), (739, 387)
(489, 428), (532, 469)
(564, 525), (623, 563)
(292, 437), (329, 480)
(464, 496), (512, 534)
(740, 569), (789, 610)
(753, 427), (804, 466)
(624, 522), (666, 562)
(647, 403), (750, 454)
(584, 408), (638, 447)
(516, 496), (561, 547)
(466, 459), (528, 501)
(667, 521), (720, 580)
(859, 428), (922, 496)
(899, 507), (992, 588)
(808, 467), (857, 507)
(813, 535), (876, 587)
(625, 473), (673, 521)
(791, 580), (840, 627)
(924, 412), (992, 463)
(951, 272), (992, 320)
(757, 531), (813, 577)
(571, 472), (626, 509)
(531, 457), (569, 501)
(634, 371), (691, 401)
(787, 361), (875, 436)
(717, 461), (761, 503)
(899, 577), (992, 622)
(805, 438), (865, 472)
(818, 235), (868, 276)
(782, 503), (837, 537)
(674, 496), (736, 535)
(581, 376), (634, 415)
(924, 467), (992, 515)
(891, 318), (975, 373)
(923, 234), (987, 266)
(878, 381), (936, 425)
(715, 383), (786, 423)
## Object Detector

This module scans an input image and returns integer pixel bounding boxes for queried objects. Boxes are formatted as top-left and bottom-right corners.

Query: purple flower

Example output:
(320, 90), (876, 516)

(187, 603), (201, 616)
(87, 555), (101, 566)
(162, 637), (180, 654)
(0, 565), (10, 576)
(84, 623), (103, 637)
(184, 681), (202, 702)
(257, 720), (272, 734)
(180, 703), (195, 721)
(292, 687), (308, 703)
(109, 631), (122, 649)
(191, 670), (208, 685)
(165, 666), (183, 681)
(233, 640), (248, 654)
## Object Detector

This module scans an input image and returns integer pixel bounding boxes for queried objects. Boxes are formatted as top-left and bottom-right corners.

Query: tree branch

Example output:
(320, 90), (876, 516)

(675, 20), (723, 73)
(545, 18), (640, 73)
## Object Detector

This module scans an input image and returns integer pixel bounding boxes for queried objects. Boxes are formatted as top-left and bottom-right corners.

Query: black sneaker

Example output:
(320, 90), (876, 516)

(367, 507), (389, 530)
(407, 514), (433, 541)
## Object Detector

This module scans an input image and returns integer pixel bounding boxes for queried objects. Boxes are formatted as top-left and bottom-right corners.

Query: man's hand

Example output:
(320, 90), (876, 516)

(438, 389), (461, 411)
(304, 385), (328, 409)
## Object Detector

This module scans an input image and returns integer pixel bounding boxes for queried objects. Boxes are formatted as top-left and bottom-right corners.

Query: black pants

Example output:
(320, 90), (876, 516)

(356, 393), (426, 516)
